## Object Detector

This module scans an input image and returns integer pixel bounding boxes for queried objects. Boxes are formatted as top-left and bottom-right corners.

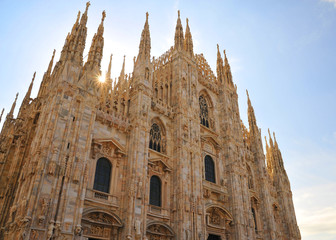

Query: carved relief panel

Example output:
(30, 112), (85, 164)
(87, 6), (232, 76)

(81, 211), (122, 240)
(146, 223), (174, 240)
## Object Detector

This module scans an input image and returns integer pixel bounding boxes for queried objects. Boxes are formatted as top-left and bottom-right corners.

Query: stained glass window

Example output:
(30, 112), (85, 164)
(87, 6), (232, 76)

(149, 123), (162, 152)
(205, 155), (215, 183)
(199, 96), (209, 127)
(149, 175), (161, 207)
(93, 158), (112, 193)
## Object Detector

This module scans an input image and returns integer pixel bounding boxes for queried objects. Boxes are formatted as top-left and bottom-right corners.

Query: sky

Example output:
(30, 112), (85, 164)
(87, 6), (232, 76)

(0, 0), (335, 239)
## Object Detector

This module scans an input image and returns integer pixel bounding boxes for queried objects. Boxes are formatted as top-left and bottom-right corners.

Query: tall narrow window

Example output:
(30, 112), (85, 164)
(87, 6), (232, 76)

(149, 175), (161, 207)
(93, 158), (112, 193)
(149, 123), (162, 152)
(252, 207), (258, 231)
(199, 96), (209, 127)
(204, 155), (215, 183)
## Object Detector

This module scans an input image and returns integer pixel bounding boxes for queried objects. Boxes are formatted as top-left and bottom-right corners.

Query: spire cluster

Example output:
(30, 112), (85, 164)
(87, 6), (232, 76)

(216, 45), (234, 87)
(59, 2), (90, 66)
(265, 129), (286, 175)
(84, 10), (106, 71)
(173, 11), (194, 56)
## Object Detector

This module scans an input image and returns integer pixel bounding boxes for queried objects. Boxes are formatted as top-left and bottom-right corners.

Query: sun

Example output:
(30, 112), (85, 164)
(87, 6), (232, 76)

(98, 75), (105, 83)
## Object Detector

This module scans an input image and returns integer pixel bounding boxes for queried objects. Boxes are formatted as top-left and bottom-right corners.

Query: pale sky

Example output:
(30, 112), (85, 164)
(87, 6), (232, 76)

(0, 1), (336, 239)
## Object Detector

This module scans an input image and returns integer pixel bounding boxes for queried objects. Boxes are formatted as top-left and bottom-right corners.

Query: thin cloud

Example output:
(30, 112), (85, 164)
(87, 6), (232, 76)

(294, 183), (336, 240)
(229, 57), (243, 74)
(321, 0), (336, 7)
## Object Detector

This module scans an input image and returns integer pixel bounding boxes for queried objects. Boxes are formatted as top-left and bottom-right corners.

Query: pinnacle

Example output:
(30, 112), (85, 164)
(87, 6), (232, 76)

(9, 93), (19, 117)
(136, 12), (151, 62)
(0, 108), (4, 124)
(85, 2), (90, 14)
(174, 10), (184, 51)
(102, 10), (106, 22)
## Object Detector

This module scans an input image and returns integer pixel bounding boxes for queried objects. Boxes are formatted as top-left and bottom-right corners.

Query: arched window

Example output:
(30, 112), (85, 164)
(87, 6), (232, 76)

(149, 175), (161, 207)
(204, 155), (215, 183)
(252, 207), (258, 231)
(199, 96), (209, 127)
(93, 158), (112, 193)
(149, 123), (162, 152)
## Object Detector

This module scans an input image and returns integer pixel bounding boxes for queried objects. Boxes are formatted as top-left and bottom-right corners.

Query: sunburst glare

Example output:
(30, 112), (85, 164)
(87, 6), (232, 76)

(98, 75), (105, 83)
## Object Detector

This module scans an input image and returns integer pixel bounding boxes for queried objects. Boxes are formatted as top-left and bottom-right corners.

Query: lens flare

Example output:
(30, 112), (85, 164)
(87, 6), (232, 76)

(98, 75), (105, 83)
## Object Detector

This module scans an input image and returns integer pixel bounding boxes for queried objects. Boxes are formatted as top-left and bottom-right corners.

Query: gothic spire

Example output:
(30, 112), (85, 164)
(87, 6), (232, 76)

(137, 12), (151, 63)
(246, 90), (257, 132)
(84, 10), (105, 71)
(23, 72), (35, 104)
(184, 18), (193, 56)
(268, 128), (274, 149)
(46, 49), (56, 76)
(265, 136), (273, 172)
(120, 55), (126, 79)
(273, 131), (285, 169)
(38, 50), (55, 98)
(80, 1), (90, 25)
(106, 54), (113, 81)
(223, 50), (233, 86)
(174, 10), (184, 51)
(273, 132), (279, 149)
(8, 93), (19, 118)
(70, 11), (81, 36)
(216, 44), (224, 83)
(59, 2), (90, 65)
(0, 108), (4, 124)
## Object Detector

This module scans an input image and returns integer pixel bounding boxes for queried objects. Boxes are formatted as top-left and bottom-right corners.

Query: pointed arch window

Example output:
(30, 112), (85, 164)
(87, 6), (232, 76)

(149, 123), (162, 152)
(199, 96), (209, 127)
(93, 158), (112, 193)
(149, 175), (161, 207)
(204, 155), (215, 183)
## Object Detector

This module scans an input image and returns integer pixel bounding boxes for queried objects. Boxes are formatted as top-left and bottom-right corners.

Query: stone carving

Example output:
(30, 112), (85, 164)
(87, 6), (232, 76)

(146, 224), (174, 240)
(136, 180), (143, 199)
(203, 188), (211, 198)
(30, 229), (38, 240)
(73, 164), (81, 183)
(75, 225), (83, 236)
(135, 219), (141, 236)
(209, 210), (221, 226)
(47, 221), (54, 240)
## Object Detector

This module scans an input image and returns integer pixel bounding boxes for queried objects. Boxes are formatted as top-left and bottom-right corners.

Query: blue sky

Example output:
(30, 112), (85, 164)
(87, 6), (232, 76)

(0, 0), (336, 239)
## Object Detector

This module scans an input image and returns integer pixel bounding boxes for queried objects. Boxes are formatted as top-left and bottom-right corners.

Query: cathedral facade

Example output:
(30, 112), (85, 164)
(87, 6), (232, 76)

(0, 3), (301, 240)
